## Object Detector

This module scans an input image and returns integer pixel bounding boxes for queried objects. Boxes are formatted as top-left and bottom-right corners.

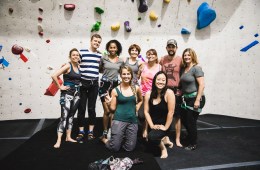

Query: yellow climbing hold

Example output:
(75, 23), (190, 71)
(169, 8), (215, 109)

(149, 11), (158, 21)
(111, 22), (120, 31)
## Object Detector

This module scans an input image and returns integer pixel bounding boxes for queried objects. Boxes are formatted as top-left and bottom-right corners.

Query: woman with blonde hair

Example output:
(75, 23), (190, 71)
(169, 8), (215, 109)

(180, 48), (206, 150)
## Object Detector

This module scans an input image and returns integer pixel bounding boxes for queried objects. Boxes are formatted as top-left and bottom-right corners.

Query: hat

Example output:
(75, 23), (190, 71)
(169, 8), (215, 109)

(167, 39), (177, 47)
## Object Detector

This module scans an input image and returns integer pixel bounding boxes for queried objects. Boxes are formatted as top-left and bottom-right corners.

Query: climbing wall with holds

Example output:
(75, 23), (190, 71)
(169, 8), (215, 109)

(0, 0), (260, 120)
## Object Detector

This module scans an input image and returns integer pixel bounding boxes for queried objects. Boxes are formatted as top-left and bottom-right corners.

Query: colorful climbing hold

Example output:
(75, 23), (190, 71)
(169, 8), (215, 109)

(24, 108), (31, 113)
(138, 17), (141, 20)
(95, 7), (104, 14)
(197, 2), (216, 29)
(46, 39), (50, 43)
(239, 25), (244, 29)
(91, 21), (101, 32)
(8, 77), (12, 80)
(254, 33), (259, 37)
(20, 53), (28, 62)
(0, 57), (9, 67)
(240, 40), (259, 52)
(39, 31), (43, 36)
(11, 44), (23, 55)
(38, 7), (43, 12)
(38, 17), (43, 21)
(64, 4), (76, 11)
(111, 22), (120, 31)
(181, 28), (191, 34)
(0, 44), (2, 51)
(138, 0), (148, 13)
(149, 11), (158, 21)
(124, 21), (132, 32)
(158, 24), (161, 27)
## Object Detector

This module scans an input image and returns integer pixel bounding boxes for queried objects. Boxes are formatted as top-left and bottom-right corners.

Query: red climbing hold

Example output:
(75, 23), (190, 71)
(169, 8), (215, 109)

(11, 44), (23, 55)
(39, 31), (43, 36)
(64, 4), (75, 11)
(38, 17), (43, 21)
(24, 108), (31, 113)
(46, 39), (50, 43)
(20, 53), (28, 62)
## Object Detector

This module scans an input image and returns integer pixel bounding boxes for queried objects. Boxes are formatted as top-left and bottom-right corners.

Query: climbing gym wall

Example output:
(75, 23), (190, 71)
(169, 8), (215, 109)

(0, 0), (259, 120)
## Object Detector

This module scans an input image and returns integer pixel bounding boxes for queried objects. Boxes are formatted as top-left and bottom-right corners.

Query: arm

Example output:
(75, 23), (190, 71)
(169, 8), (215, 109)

(194, 76), (205, 109)
(144, 91), (156, 129)
(51, 63), (70, 90)
(160, 90), (175, 131)
(105, 89), (118, 112)
(135, 86), (143, 112)
(137, 63), (144, 79)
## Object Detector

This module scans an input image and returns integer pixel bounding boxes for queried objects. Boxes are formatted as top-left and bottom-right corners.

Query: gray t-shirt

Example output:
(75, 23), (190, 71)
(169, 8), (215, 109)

(124, 57), (139, 85)
(100, 56), (124, 81)
(180, 65), (204, 94)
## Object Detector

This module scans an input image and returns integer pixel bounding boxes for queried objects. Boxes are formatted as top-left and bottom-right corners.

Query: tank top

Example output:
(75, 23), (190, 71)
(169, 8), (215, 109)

(113, 87), (137, 124)
(140, 63), (160, 96)
(149, 97), (168, 125)
(63, 63), (81, 86)
(125, 57), (139, 86)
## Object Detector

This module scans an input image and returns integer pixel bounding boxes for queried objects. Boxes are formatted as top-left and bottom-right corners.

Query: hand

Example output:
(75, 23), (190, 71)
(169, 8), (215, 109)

(159, 125), (167, 131)
(152, 124), (161, 130)
(194, 100), (200, 109)
(176, 89), (182, 96)
(105, 94), (112, 104)
(60, 85), (70, 91)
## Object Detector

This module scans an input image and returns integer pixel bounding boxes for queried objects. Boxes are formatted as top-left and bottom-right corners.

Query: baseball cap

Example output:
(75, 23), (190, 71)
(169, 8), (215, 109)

(167, 39), (177, 47)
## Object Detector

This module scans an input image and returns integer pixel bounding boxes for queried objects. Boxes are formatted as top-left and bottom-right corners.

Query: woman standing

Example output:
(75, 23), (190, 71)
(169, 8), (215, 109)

(124, 44), (143, 86)
(99, 40), (124, 138)
(101, 65), (143, 151)
(52, 48), (81, 148)
(144, 71), (175, 158)
(180, 48), (206, 150)
(140, 49), (161, 139)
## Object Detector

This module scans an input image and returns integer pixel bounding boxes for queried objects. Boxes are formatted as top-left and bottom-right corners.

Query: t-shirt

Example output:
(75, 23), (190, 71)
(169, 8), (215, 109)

(180, 65), (204, 94)
(160, 55), (182, 87)
(79, 49), (102, 80)
(100, 56), (124, 81)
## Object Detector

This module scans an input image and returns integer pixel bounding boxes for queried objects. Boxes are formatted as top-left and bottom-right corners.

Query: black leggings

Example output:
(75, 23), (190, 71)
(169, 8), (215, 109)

(181, 96), (206, 145)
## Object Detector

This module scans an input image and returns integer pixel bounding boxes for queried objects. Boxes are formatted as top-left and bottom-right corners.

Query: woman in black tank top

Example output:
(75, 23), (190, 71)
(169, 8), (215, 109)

(143, 71), (176, 159)
(52, 48), (81, 149)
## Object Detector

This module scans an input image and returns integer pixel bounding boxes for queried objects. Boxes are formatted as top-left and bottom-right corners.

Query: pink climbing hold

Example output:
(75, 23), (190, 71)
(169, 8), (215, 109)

(11, 44), (23, 55)
(64, 4), (76, 11)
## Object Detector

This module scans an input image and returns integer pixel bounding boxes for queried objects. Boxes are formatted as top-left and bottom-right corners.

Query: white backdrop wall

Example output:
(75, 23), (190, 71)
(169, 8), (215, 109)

(0, 0), (259, 120)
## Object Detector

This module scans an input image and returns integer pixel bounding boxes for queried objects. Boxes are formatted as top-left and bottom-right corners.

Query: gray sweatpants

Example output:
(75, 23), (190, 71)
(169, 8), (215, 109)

(106, 120), (138, 152)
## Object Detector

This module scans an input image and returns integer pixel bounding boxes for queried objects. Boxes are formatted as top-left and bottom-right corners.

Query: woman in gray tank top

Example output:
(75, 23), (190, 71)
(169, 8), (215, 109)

(99, 40), (124, 139)
(124, 44), (143, 86)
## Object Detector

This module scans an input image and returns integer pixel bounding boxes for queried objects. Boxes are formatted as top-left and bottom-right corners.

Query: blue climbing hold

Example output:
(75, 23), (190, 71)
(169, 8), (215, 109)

(197, 2), (216, 29)
(181, 28), (191, 34)
(239, 25), (244, 29)
(0, 57), (9, 67)
(240, 40), (259, 52)
(254, 33), (259, 37)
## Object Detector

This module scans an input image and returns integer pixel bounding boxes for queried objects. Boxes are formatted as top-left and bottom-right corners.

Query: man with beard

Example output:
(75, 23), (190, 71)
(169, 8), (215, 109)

(159, 39), (183, 147)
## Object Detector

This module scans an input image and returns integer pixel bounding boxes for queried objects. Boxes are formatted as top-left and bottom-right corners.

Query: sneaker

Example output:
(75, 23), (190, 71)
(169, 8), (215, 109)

(76, 134), (84, 143)
(88, 131), (95, 140)
(184, 144), (197, 151)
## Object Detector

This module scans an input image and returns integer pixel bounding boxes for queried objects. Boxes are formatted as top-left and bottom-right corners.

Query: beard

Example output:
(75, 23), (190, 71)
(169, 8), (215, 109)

(168, 50), (176, 56)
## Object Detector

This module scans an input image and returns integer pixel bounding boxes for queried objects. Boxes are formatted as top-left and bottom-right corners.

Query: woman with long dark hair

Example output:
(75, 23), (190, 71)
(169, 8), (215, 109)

(144, 71), (175, 158)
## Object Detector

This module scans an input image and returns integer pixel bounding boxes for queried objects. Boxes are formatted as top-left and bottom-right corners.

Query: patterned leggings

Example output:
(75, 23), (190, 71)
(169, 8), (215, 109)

(57, 90), (80, 133)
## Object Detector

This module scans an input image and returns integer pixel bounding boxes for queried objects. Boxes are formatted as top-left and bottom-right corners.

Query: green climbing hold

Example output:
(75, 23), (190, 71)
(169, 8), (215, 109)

(91, 21), (101, 32)
(95, 7), (104, 14)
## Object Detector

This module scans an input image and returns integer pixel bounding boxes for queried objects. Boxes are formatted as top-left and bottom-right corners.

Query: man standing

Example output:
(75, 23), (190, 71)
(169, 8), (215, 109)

(159, 39), (183, 147)
(76, 34), (102, 143)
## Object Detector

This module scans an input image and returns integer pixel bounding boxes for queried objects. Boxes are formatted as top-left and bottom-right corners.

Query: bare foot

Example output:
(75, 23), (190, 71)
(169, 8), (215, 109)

(176, 140), (183, 147)
(160, 146), (168, 159)
(162, 136), (174, 148)
(54, 141), (61, 148)
(66, 138), (77, 142)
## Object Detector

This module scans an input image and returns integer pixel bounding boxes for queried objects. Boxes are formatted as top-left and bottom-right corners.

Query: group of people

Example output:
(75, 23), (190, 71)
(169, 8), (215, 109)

(51, 33), (206, 159)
